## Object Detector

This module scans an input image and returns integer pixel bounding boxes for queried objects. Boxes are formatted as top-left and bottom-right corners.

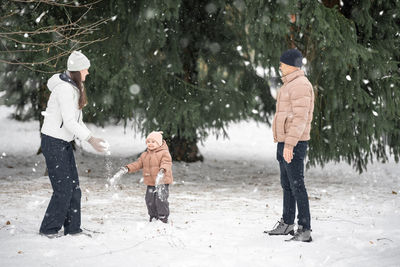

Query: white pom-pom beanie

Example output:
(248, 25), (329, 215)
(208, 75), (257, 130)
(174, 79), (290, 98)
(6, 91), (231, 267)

(67, 51), (91, 71)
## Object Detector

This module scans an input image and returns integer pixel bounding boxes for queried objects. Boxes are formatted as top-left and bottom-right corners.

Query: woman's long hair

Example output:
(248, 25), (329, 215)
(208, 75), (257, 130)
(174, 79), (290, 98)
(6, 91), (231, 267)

(69, 71), (88, 109)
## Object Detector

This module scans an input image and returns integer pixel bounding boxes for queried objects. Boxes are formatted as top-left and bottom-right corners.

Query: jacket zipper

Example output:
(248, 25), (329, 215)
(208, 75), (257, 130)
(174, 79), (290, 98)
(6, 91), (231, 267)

(72, 111), (81, 140)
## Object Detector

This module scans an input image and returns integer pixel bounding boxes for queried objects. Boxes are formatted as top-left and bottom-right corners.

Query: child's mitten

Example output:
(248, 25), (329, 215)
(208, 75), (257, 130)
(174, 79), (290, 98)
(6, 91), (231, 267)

(108, 166), (128, 186)
(155, 169), (165, 186)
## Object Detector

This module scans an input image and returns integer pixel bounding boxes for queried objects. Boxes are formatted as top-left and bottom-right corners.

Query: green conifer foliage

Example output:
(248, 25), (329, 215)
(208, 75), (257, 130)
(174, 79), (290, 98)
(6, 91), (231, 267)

(294, 0), (400, 172)
(1, 0), (399, 171)
(84, 0), (287, 161)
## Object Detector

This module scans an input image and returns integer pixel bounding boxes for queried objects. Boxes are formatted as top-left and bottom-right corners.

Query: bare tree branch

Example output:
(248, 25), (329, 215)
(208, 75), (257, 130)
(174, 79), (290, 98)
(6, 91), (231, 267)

(0, 0), (110, 72)
(11, 0), (103, 9)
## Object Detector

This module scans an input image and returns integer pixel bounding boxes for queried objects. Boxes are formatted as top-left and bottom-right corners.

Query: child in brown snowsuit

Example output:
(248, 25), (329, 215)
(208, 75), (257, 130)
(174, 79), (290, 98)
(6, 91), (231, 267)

(115, 131), (173, 223)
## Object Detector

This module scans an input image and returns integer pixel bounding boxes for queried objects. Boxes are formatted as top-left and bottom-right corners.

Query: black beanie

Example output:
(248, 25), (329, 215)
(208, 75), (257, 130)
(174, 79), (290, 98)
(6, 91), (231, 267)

(280, 49), (303, 67)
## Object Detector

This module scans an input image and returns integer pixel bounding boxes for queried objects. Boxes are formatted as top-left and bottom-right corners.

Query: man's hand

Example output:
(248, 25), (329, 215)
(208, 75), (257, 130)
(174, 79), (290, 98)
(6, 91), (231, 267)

(283, 147), (293, 163)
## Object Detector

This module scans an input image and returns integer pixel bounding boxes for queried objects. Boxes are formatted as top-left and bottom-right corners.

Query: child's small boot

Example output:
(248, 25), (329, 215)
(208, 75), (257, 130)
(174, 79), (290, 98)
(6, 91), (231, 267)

(149, 216), (158, 222)
(159, 216), (168, 224)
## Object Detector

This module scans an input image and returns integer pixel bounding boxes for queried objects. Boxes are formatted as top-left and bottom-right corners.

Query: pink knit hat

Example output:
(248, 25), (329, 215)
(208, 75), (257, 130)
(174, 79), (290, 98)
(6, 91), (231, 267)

(146, 131), (163, 146)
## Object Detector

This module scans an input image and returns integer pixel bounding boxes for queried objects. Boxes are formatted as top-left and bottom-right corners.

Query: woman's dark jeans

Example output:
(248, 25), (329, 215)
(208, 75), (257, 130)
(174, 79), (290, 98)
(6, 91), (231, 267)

(39, 134), (82, 235)
(277, 141), (311, 230)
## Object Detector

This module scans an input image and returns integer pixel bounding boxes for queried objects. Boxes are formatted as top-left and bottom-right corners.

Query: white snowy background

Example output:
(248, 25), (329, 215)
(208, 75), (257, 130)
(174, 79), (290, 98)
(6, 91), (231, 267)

(0, 105), (399, 267)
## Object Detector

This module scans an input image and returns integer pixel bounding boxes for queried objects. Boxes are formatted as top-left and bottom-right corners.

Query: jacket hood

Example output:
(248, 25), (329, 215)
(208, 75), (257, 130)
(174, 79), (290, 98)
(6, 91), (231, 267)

(152, 140), (169, 153)
(47, 72), (77, 92)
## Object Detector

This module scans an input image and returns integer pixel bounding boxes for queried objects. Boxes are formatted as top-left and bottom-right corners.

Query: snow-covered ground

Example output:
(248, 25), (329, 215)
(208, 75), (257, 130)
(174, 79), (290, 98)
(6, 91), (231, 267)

(0, 105), (399, 267)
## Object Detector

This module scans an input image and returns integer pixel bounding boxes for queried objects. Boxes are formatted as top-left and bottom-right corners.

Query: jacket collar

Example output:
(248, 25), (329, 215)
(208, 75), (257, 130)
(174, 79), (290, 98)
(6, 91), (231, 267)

(148, 140), (169, 153)
(281, 69), (304, 84)
(59, 71), (78, 88)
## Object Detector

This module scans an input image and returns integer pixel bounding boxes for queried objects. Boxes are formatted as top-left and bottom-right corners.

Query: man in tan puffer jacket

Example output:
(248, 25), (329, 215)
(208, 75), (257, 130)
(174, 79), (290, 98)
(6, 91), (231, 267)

(265, 49), (314, 242)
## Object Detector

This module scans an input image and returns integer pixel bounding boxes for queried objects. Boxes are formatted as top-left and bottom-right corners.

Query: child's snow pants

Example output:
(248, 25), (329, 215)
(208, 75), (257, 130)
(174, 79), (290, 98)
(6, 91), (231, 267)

(145, 185), (169, 222)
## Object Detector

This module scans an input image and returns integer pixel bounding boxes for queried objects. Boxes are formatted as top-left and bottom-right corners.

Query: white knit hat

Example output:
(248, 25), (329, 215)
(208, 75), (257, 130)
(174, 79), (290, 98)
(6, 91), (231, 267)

(67, 50), (91, 71)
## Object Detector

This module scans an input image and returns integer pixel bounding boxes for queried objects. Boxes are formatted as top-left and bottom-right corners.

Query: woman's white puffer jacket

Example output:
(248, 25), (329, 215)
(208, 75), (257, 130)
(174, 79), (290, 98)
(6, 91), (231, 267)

(41, 73), (91, 142)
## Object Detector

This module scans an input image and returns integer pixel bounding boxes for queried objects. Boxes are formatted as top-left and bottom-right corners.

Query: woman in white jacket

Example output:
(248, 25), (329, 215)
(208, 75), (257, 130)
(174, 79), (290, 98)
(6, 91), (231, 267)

(39, 51), (105, 238)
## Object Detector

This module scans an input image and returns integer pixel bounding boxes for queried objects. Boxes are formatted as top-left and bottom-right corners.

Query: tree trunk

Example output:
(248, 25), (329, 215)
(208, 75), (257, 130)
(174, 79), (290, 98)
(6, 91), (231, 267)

(322, 0), (340, 8)
(166, 0), (207, 163)
(167, 137), (204, 162)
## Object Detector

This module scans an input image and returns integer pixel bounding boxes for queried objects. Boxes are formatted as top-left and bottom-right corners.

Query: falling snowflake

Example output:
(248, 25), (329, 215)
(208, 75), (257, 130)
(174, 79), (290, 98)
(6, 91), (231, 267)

(129, 84), (141, 95)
